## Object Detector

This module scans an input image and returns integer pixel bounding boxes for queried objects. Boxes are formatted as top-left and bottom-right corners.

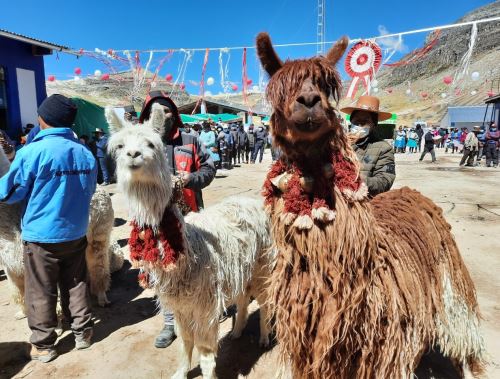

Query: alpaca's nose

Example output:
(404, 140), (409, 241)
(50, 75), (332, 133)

(296, 93), (321, 108)
(127, 150), (141, 158)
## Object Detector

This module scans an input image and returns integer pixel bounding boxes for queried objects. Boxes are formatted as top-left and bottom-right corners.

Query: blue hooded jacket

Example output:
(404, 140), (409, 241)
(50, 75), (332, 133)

(0, 128), (97, 243)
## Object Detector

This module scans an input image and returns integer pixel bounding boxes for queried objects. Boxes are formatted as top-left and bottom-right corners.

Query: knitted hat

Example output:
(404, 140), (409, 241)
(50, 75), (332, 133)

(37, 94), (77, 128)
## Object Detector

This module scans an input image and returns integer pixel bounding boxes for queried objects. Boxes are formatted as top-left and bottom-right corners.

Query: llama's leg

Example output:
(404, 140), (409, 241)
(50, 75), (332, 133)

(85, 238), (111, 306)
(171, 321), (194, 379)
(231, 296), (249, 340)
(256, 293), (271, 348)
(199, 347), (217, 379)
(194, 324), (218, 379)
(6, 270), (26, 319)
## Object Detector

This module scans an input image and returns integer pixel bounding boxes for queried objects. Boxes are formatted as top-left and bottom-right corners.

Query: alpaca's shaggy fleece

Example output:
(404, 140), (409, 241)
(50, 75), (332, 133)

(0, 147), (123, 313)
(256, 32), (485, 378)
(107, 103), (273, 379)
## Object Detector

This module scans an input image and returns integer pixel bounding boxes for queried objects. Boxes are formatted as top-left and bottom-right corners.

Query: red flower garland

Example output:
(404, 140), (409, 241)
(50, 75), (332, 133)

(129, 207), (186, 276)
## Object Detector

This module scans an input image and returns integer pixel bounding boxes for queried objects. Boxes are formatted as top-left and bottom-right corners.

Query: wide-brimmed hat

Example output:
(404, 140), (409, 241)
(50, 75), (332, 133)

(340, 95), (392, 122)
(473, 125), (481, 131)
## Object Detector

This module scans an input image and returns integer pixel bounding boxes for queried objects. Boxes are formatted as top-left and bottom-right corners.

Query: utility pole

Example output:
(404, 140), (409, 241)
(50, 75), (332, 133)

(317, 0), (326, 56)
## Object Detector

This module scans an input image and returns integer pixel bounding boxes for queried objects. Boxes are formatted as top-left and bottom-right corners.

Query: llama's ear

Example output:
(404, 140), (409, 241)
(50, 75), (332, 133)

(326, 36), (349, 66)
(105, 107), (124, 133)
(256, 32), (283, 77)
(148, 103), (166, 133)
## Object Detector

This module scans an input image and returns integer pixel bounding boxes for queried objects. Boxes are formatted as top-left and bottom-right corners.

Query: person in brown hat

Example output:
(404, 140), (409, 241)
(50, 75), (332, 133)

(341, 95), (395, 197)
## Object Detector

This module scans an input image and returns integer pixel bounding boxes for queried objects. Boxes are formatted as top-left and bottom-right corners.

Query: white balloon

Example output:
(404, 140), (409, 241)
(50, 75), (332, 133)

(74, 75), (81, 81)
(471, 90), (477, 95)
(206, 77), (215, 86)
(150, 81), (157, 88)
(372, 87), (379, 93)
(94, 69), (102, 77)
(406, 89), (412, 95)
(441, 93), (447, 98)
(371, 79), (379, 88)
(471, 71), (480, 81)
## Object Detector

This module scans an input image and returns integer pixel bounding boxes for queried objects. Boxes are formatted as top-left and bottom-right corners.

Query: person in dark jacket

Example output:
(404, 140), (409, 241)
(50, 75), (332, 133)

(218, 124), (234, 170)
(485, 122), (499, 167)
(230, 124), (239, 165)
(420, 129), (437, 163)
(93, 128), (110, 185)
(236, 124), (248, 164)
(246, 124), (256, 163)
(251, 125), (267, 163)
(139, 91), (215, 348)
(341, 95), (396, 197)
(415, 124), (424, 152)
(0, 94), (97, 362)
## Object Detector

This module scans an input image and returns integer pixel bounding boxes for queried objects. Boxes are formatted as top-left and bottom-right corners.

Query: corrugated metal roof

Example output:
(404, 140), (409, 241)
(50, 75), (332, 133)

(0, 28), (71, 52)
(445, 106), (493, 123)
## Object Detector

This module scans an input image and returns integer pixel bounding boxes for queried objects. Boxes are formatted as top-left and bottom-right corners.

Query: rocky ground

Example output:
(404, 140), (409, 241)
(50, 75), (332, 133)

(1, 149), (499, 379)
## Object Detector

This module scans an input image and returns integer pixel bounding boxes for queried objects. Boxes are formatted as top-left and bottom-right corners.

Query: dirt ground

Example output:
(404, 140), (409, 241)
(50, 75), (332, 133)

(1, 149), (499, 379)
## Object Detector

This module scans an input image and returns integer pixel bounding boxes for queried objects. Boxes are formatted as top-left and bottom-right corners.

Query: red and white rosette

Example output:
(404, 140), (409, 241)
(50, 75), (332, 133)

(344, 41), (382, 98)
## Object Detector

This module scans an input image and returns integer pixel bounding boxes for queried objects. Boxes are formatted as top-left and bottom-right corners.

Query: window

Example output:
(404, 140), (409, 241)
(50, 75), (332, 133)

(0, 67), (7, 131)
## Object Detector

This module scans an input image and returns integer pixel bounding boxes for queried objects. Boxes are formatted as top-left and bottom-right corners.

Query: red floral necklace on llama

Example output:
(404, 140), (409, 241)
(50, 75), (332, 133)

(129, 205), (185, 287)
(263, 151), (368, 229)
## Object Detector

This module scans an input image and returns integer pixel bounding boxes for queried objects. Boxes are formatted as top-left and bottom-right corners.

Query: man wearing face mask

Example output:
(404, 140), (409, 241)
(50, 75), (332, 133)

(341, 96), (396, 197)
(139, 91), (216, 348)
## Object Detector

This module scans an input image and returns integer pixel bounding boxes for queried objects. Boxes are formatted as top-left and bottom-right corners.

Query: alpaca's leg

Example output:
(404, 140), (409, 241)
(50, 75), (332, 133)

(85, 237), (111, 306)
(171, 321), (194, 379)
(5, 269), (26, 319)
(199, 347), (217, 379)
(256, 293), (271, 348)
(231, 296), (249, 340)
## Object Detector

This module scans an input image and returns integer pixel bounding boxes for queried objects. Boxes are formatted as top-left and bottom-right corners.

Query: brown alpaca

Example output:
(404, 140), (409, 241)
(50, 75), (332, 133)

(256, 32), (486, 379)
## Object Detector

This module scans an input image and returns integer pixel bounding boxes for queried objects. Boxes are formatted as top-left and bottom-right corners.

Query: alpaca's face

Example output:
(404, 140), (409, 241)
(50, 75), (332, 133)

(106, 104), (170, 185)
(257, 33), (348, 145)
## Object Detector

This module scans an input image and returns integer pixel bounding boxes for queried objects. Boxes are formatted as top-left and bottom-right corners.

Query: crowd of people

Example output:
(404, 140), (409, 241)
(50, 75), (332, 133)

(392, 123), (499, 167)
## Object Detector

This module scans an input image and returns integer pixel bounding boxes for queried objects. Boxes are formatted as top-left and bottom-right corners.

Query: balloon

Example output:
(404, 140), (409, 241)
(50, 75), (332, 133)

(405, 89), (412, 95)
(151, 81), (157, 88)
(471, 90), (477, 95)
(246, 78), (253, 86)
(165, 73), (173, 82)
(74, 75), (81, 81)
(94, 69), (102, 77)
(206, 77), (215, 86)
(231, 84), (238, 91)
(74, 67), (82, 75)
(487, 90), (495, 97)
(441, 93), (447, 98)
(179, 83), (186, 90)
(443, 76), (453, 85)
(471, 71), (480, 81)
(421, 92), (428, 98)
(371, 79), (379, 88)
(48, 75), (55, 82)
(101, 73), (110, 80)
(372, 87), (379, 93)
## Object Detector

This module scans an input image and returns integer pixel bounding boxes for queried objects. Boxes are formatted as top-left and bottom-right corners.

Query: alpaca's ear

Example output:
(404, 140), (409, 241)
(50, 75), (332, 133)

(148, 103), (166, 133)
(256, 32), (283, 77)
(105, 107), (124, 133)
(326, 36), (349, 66)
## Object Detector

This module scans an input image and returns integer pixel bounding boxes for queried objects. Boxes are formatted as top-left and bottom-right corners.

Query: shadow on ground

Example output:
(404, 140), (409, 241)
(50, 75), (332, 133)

(0, 341), (31, 378)
(187, 310), (276, 379)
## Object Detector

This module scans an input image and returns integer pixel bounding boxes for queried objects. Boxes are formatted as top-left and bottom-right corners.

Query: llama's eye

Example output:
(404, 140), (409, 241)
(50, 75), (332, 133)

(148, 143), (155, 149)
(117, 144), (123, 149)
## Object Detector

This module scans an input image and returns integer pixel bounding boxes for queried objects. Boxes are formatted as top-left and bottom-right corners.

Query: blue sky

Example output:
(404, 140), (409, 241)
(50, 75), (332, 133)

(1, 0), (495, 95)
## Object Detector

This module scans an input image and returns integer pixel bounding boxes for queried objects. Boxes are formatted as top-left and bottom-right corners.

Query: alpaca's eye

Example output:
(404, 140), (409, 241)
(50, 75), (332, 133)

(148, 143), (155, 149)
(117, 144), (123, 149)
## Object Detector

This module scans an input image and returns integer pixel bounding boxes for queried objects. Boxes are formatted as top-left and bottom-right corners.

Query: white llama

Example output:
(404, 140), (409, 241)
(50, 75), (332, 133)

(106, 103), (273, 379)
(0, 145), (123, 317)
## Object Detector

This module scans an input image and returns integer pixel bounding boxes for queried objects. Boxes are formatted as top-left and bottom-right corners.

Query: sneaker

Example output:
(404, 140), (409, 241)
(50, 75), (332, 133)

(154, 324), (176, 348)
(75, 329), (93, 350)
(30, 346), (58, 363)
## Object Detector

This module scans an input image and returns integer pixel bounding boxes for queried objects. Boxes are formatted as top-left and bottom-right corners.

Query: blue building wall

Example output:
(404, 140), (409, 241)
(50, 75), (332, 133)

(0, 36), (47, 140)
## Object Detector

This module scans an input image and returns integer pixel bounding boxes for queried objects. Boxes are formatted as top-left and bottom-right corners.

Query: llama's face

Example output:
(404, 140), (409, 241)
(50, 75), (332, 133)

(106, 104), (169, 184)
(257, 33), (348, 144)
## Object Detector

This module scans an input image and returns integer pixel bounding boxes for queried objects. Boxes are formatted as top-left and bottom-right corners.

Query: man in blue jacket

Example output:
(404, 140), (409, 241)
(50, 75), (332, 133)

(0, 94), (97, 363)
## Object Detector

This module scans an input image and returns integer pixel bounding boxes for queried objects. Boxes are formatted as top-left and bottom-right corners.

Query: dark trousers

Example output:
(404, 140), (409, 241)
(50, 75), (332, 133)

(419, 146), (436, 162)
(98, 157), (110, 183)
(236, 147), (245, 163)
(245, 145), (254, 163)
(252, 141), (265, 163)
(231, 147), (238, 165)
(459, 148), (476, 166)
(24, 237), (93, 349)
(485, 143), (499, 166)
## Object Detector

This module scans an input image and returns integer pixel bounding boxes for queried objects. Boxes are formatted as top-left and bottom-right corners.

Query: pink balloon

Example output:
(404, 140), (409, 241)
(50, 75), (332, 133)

(443, 76), (453, 85)
(246, 78), (253, 86)
(232, 84), (238, 91)
(421, 92), (428, 98)
(101, 73), (110, 80)
(74, 67), (82, 75)
(487, 90), (495, 97)
(165, 73), (173, 82)
(179, 83), (186, 90)
(48, 75), (55, 82)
